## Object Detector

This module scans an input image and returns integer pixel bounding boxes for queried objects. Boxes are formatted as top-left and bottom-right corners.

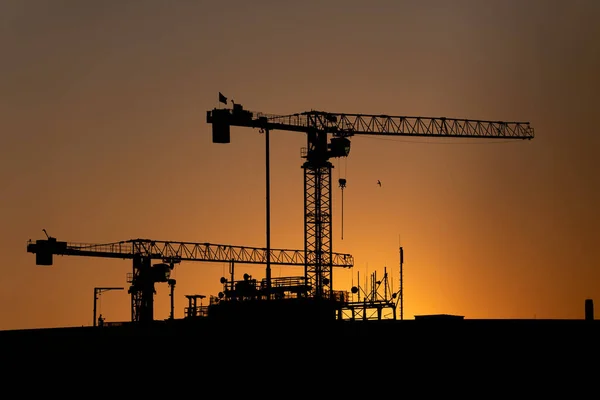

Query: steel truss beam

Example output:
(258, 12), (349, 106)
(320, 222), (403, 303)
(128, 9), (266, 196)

(26, 238), (354, 267)
(303, 163), (333, 299)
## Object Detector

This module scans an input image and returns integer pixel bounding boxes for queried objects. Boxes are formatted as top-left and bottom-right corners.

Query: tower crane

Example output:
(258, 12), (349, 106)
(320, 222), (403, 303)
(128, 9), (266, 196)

(26, 234), (353, 323)
(206, 99), (535, 301)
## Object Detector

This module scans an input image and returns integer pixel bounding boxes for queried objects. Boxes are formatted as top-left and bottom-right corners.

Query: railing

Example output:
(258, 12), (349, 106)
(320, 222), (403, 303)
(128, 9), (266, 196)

(184, 306), (209, 318)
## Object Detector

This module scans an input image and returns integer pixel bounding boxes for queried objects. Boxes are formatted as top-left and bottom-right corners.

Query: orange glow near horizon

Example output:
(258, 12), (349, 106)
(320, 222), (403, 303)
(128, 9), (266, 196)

(2, 0), (599, 330)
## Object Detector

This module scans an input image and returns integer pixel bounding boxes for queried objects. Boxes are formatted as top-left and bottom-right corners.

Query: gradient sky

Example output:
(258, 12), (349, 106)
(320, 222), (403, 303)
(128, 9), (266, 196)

(1, 0), (598, 330)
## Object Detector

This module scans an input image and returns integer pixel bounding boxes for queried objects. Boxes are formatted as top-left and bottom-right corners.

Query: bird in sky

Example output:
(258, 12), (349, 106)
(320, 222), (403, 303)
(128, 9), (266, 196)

(377, 180), (381, 187)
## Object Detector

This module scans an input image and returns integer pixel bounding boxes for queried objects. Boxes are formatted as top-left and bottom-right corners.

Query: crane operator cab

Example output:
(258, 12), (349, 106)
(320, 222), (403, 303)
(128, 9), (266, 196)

(328, 137), (351, 158)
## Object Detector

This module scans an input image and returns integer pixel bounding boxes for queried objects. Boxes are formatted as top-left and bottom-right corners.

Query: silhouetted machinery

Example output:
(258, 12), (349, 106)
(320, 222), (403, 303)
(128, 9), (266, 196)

(26, 233), (353, 323)
(207, 99), (535, 304)
(26, 99), (535, 325)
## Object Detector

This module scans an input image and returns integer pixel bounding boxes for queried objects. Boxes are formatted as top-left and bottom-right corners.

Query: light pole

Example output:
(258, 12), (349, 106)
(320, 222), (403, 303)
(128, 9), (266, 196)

(93, 287), (124, 326)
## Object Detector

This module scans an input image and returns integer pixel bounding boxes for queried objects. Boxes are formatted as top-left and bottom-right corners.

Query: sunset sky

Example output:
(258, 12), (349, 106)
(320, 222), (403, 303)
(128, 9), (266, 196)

(1, 0), (598, 330)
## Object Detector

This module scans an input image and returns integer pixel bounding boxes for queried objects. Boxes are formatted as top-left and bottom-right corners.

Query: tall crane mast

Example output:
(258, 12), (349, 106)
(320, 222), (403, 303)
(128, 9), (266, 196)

(26, 235), (353, 323)
(206, 100), (535, 301)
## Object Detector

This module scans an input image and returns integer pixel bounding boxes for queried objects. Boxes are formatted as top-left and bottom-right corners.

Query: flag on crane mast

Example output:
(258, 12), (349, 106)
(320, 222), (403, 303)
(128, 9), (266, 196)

(218, 92), (227, 105)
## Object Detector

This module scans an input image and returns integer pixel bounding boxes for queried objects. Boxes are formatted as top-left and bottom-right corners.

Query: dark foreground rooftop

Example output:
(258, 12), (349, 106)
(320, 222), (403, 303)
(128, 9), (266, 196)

(2, 317), (598, 338)
(3, 317), (597, 372)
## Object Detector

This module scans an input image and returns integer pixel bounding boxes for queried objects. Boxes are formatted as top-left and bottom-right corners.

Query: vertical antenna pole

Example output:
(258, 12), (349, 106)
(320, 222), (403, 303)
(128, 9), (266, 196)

(400, 246), (404, 320)
(357, 271), (360, 302)
(265, 127), (271, 300)
(384, 266), (388, 300)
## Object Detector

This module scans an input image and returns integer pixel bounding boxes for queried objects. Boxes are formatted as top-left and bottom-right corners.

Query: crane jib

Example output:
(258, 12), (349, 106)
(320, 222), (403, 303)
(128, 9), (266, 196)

(208, 107), (534, 140)
(26, 238), (354, 268)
